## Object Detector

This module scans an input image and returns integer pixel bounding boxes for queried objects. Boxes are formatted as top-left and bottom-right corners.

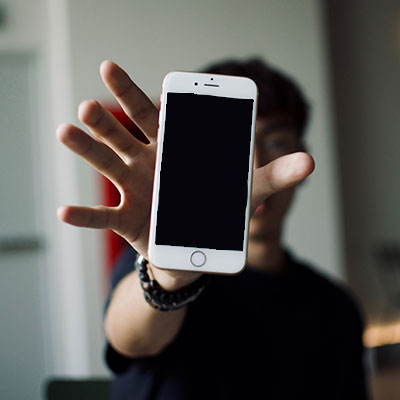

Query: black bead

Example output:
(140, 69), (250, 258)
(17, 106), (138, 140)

(138, 272), (150, 282)
(151, 280), (160, 290)
(141, 281), (151, 292)
(137, 264), (147, 273)
(160, 304), (168, 311)
(159, 293), (168, 303)
(175, 292), (182, 300)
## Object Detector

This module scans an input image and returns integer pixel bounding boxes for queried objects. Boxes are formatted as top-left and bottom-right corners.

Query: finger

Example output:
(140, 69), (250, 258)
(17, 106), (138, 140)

(251, 152), (315, 215)
(56, 123), (129, 187)
(57, 205), (121, 230)
(78, 100), (144, 161)
(100, 60), (159, 143)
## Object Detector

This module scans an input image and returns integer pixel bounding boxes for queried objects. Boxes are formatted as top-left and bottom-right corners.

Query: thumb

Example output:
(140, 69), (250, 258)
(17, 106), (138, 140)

(251, 152), (315, 216)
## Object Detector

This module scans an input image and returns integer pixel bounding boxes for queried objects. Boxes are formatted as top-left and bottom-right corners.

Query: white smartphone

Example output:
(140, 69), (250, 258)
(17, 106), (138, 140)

(148, 71), (257, 274)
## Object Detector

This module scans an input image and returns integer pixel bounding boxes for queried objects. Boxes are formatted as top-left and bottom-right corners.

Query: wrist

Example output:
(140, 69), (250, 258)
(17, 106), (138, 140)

(136, 255), (208, 312)
(149, 263), (202, 291)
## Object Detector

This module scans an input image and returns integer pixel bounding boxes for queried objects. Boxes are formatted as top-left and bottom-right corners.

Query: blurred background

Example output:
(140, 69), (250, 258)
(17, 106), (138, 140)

(0, 0), (399, 398)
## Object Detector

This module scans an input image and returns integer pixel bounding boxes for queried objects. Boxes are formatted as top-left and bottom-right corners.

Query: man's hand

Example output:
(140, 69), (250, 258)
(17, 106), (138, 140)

(57, 61), (158, 260)
(251, 150), (315, 216)
(57, 61), (314, 278)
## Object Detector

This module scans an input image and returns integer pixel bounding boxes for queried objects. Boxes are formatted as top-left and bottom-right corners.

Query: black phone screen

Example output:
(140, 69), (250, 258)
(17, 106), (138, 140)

(155, 92), (254, 251)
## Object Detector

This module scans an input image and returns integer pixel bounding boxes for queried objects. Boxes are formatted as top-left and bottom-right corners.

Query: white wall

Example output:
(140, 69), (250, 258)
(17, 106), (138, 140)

(0, 0), (55, 396)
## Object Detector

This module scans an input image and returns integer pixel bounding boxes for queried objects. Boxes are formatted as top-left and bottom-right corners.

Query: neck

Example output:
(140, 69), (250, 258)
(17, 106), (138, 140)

(247, 238), (287, 273)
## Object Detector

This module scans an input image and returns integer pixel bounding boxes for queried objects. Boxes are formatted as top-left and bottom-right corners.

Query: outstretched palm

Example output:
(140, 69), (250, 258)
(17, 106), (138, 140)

(57, 61), (314, 265)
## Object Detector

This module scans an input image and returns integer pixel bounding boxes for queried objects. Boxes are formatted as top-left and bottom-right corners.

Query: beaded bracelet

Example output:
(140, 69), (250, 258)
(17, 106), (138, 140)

(135, 254), (208, 312)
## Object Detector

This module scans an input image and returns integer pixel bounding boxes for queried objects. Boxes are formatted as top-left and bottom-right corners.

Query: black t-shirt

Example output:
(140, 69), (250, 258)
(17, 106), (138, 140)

(104, 246), (368, 400)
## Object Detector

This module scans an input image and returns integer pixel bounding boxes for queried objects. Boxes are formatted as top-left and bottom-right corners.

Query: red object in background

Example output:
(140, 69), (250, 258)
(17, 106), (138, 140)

(102, 104), (149, 273)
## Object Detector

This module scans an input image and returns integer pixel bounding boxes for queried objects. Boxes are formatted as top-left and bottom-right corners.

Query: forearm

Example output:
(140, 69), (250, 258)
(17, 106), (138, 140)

(104, 266), (195, 358)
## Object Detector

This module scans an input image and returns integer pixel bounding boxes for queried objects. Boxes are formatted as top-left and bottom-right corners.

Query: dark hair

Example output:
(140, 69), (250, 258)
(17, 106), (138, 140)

(201, 57), (310, 139)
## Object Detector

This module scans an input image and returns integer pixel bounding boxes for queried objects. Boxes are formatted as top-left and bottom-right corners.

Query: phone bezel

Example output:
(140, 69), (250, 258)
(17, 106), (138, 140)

(148, 71), (258, 274)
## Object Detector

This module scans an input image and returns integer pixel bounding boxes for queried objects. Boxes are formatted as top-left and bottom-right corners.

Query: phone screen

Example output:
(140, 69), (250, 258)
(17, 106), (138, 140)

(156, 92), (254, 251)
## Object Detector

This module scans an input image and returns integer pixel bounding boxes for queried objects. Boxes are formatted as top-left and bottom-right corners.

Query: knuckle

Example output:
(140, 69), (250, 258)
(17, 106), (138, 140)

(102, 122), (118, 139)
(115, 78), (132, 99)
(77, 138), (93, 156)
(91, 109), (113, 135)
(117, 168), (130, 186)
(86, 208), (94, 227)
(263, 164), (277, 193)
(100, 155), (114, 172)
(119, 141), (137, 158)
(114, 208), (125, 236)
(104, 208), (110, 228)
(131, 103), (152, 122)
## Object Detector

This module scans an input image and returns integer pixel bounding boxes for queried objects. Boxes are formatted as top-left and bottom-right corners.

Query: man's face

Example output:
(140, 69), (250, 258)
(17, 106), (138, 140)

(249, 116), (303, 242)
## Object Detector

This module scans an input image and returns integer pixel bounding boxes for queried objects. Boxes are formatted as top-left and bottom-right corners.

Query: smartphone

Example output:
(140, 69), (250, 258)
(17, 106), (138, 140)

(148, 71), (257, 274)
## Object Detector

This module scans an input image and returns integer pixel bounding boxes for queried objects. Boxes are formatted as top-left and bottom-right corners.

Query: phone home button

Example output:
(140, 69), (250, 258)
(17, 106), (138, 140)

(190, 251), (207, 267)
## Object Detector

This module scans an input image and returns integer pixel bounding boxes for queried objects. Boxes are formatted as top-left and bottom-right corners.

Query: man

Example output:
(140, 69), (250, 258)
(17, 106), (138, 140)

(57, 58), (368, 399)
